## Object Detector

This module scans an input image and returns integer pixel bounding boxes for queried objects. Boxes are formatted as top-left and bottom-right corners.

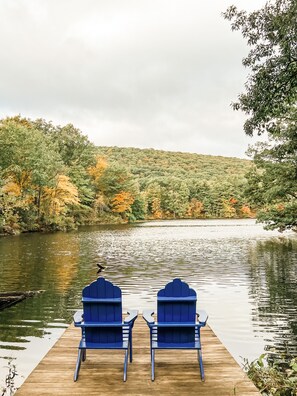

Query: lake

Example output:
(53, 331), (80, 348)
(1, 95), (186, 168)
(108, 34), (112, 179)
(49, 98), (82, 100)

(0, 219), (296, 389)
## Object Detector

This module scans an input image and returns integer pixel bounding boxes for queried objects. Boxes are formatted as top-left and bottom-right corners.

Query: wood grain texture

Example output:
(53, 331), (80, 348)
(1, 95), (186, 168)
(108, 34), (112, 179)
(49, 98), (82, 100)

(16, 317), (260, 396)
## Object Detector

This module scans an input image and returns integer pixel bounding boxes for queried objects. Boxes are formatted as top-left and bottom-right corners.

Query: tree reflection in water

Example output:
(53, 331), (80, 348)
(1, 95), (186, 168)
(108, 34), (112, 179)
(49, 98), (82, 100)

(248, 238), (297, 355)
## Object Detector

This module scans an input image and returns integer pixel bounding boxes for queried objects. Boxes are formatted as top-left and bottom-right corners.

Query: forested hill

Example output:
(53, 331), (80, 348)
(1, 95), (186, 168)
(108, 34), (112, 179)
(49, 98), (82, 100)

(95, 146), (254, 220)
(97, 146), (251, 183)
(0, 116), (255, 235)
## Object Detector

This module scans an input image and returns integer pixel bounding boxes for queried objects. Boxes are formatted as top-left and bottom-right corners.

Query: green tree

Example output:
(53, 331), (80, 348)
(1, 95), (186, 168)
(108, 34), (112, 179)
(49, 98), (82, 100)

(145, 182), (163, 219)
(35, 120), (96, 201)
(0, 118), (65, 230)
(160, 178), (189, 218)
(97, 162), (138, 199)
(245, 144), (297, 230)
(33, 119), (96, 168)
(224, 0), (297, 231)
(130, 193), (147, 220)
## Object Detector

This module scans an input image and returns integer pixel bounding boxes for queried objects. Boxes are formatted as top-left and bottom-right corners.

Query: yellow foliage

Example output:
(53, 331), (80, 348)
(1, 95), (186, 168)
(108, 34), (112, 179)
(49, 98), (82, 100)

(88, 156), (107, 183)
(41, 175), (79, 216)
(94, 194), (107, 214)
(3, 171), (32, 191)
(1, 115), (33, 128)
(187, 198), (204, 218)
(2, 181), (21, 196)
(111, 191), (134, 214)
(222, 200), (236, 218)
(151, 197), (162, 219)
(1, 178), (34, 208)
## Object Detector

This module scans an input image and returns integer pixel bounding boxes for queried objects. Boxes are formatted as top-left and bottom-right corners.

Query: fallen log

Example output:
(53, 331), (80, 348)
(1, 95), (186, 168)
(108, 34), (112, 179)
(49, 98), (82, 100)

(0, 290), (44, 310)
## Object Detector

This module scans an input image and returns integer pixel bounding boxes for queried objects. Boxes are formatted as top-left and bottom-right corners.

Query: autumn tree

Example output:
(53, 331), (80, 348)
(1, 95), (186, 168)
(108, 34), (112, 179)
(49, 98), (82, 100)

(89, 159), (139, 220)
(111, 191), (134, 218)
(88, 156), (108, 185)
(187, 198), (204, 218)
(40, 174), (79, 228)
(32, 119), (96, 212)
(0, 116), (259, 233)
(224, 0), (297, 231)
(0, 118), (64, 230)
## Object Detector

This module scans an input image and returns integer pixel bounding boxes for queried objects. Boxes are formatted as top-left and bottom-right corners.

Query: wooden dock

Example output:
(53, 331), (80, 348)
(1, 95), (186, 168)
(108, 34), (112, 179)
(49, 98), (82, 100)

(16, 317), (260, 396)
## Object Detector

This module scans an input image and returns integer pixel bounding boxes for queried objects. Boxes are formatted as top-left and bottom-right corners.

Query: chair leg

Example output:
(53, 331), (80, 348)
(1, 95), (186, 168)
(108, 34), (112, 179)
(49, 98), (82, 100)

(129, 332), (133, 363)
(74, 349), (83, 382)
(123, 349), (128, 382)
(150, 328), (153, 361)
(198, 349), (205, 381)
(151, 349), (155, 381)
(82, 349), (86, 362)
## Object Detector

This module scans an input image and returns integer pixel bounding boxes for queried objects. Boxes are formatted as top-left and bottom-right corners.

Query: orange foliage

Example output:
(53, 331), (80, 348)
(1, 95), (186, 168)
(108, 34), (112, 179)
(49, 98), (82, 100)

(187, 198), (204, 218)
(229, 197), (238, 205)
(240, 205), (254, 218)
(88, 156), (107, 183)
(111, 191), (134, 214)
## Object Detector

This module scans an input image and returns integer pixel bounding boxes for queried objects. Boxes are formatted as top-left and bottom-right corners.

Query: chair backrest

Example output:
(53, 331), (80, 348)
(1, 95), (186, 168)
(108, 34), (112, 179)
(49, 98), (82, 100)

(157, 278), (197, 343)
(82, 277), (123, 344)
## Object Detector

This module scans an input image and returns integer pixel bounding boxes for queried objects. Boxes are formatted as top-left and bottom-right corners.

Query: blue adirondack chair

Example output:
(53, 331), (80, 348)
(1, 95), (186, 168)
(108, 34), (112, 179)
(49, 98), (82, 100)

(143, 278), (208, 381)
(73, 277), (138, 381)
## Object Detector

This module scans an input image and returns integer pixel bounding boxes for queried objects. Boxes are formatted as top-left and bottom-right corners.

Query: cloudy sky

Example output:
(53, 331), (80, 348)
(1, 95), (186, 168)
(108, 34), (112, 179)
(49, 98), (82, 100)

(0, 0), (267, 158)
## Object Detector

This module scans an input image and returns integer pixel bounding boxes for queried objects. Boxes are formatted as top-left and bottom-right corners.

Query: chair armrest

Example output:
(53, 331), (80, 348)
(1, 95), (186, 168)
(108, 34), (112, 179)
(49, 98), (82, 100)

(151, 322), (202, 328)
(74, 322), (125, 328)
(143, 310), (155, 325)
(197, 310), (208, 325)
(73, 309), (84, 325)
(124, 310), (138, 324)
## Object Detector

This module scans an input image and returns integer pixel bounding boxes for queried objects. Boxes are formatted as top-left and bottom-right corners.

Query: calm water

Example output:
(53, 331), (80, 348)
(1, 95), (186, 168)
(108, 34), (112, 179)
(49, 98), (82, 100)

(0, 219), (297, 388)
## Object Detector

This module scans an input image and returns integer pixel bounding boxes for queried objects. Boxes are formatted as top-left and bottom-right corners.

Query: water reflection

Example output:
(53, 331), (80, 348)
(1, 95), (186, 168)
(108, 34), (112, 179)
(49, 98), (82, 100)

(248, 238), (297, 354)
(0, 219), (296, 389)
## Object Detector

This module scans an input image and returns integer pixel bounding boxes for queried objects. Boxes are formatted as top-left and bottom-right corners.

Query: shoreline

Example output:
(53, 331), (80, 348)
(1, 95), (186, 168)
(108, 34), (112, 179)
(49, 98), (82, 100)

(0, 216), (256, 237)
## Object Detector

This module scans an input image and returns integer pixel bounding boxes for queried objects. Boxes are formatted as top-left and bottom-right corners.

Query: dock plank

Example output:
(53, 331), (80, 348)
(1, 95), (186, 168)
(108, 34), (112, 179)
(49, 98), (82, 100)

(16, 318), (260, 396)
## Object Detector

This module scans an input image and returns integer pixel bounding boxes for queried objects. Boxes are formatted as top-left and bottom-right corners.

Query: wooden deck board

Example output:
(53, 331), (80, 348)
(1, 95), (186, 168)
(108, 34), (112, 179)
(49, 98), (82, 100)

(16, 318), (260, 396)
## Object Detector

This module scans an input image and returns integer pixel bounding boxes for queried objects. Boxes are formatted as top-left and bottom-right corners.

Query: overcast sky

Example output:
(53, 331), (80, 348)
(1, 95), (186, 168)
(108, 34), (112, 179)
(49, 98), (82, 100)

(0, 0), (267, 158)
